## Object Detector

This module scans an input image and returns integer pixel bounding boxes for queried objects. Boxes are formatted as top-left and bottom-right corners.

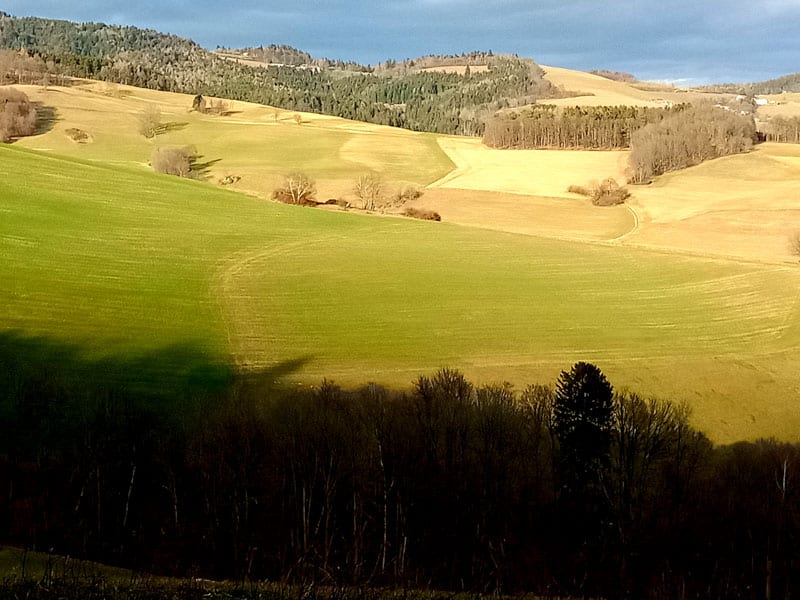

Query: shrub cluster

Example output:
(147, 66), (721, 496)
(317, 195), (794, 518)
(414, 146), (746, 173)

(569, 178), (630, 206)
(402, 206), (441, 221)
(151, 146), (195, 178)
(0, 86), (36, 142)
(64, 127), (89, 143)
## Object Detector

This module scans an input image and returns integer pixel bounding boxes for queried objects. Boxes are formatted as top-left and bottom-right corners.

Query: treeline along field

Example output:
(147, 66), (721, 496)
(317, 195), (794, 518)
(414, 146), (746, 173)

(3, 343), (800, 599)
(482, 104), (680, 149)
(484, 103), (759, 183)
(764, 115), (800, 143)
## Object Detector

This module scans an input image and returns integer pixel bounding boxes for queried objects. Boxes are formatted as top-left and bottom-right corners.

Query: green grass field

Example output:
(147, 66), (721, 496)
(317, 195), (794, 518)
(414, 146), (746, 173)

(16, 82), (453, 200)
(3, 143), (800, 443)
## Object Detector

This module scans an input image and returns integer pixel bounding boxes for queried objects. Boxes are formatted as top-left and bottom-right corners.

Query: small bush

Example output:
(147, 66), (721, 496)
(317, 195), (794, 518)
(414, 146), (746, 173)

(592, 178), (630, 206)
(389, 185), (425, 207)
(65, 128), (90, 143)
(204, 97), (230, 116)
(399, 185), (424, 201)
(0, 87), (36, 142)
(192, 94), (206, 113)
(403, 207), (441, 221)
(568, 178), (630, 206)
(151, 146), (195, 178)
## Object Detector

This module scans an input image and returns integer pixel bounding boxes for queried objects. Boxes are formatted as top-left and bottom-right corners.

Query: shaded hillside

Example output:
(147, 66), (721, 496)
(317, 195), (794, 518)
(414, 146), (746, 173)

(0, 13), (557, 135)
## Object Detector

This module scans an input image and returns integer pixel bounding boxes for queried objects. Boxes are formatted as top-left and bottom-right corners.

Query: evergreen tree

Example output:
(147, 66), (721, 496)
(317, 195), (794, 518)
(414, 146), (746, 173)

(553, 361), (614, 495)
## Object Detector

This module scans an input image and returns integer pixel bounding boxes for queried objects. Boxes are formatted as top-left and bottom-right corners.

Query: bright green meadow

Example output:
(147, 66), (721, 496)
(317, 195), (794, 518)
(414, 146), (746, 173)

(2, 144), (800, 442)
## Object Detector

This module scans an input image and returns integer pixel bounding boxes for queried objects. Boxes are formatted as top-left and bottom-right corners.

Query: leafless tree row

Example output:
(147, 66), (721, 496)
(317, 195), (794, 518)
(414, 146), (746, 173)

(629, 104), (757, 183)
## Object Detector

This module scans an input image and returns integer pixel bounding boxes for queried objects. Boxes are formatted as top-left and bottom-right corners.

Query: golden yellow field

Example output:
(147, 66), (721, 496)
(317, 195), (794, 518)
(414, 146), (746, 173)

(626, 143), (800, 262)
(430, 136), (629, 195)
(758, 92), (800, 118)
(542, 65), (730, 108)
(427, 128), (800, 263)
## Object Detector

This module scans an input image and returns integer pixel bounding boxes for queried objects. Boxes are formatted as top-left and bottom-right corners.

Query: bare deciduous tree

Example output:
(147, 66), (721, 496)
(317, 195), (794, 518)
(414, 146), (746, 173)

(354, 173), (383, 210)
(272, 172), (317, 205)
(0, 87), (37, 142)
(138, 103), (162, 138)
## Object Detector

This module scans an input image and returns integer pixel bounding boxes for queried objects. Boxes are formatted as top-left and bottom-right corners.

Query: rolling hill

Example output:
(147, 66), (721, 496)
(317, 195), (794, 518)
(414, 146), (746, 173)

(4, 131), (800, 442)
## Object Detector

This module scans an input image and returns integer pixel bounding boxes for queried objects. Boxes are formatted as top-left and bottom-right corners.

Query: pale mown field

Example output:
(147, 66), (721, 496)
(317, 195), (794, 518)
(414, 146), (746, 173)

(429, 133), (800, 263)
(541, 65), (731, 108)
(758, 92), (800, 118)
(5, 78), (800, 443)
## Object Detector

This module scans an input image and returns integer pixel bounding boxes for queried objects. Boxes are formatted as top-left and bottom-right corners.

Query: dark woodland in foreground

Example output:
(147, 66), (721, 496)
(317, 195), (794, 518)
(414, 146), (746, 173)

(1, 333), (799, 599)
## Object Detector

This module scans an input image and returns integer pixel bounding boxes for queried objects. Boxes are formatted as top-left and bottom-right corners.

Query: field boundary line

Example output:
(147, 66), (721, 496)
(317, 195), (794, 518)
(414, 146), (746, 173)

(427, 137), (472, 188)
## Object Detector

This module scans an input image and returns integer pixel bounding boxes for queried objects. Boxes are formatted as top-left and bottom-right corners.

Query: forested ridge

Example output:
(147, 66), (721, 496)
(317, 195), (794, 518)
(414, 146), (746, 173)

(0, 13), (557, 135)
(703, 71), (800, 95)
(2, 334), (800, 598)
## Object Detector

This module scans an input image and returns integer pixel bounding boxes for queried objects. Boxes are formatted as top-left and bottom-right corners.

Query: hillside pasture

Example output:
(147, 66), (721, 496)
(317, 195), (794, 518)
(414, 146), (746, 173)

(3, 145), (800, 442)
(431, 136), (629, 196)
(757, 92), (800, 118)
(410, 188), (634, 240)
(14, 82), (453, 201)
(542, 65), (731, 107)
(626, 143), (800, 261)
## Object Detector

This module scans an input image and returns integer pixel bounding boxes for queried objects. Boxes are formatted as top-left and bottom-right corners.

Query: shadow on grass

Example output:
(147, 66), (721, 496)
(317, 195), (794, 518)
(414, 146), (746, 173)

(160, 121), (189, 134)
(32, 103), (57, 136)
(0, 330), (310, 441)
(190, 155), (222, 180)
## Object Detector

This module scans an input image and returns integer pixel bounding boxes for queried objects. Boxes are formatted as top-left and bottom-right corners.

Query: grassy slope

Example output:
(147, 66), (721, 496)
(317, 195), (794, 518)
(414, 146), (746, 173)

(628, 143), (800, 261)
(541, 65), (730, 107)
(3, 144), (800, 442)
(17, 82), (453, 200)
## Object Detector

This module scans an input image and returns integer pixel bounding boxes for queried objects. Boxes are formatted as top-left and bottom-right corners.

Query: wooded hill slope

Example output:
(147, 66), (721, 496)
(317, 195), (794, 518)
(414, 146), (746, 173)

(0, 13), (556, 135)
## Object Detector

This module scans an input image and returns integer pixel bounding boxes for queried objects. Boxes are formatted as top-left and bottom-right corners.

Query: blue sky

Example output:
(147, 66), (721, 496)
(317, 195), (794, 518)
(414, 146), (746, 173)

(4, 0), (799, 84)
